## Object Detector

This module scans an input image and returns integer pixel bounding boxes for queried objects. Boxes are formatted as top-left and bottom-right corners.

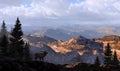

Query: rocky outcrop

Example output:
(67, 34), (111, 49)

(48, 35), (103, 64)
(95, 35), (120, 60)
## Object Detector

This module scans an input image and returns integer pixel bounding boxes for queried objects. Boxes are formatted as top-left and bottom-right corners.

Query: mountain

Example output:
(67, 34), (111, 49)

(31, 28), (102, 40)
(96, 35), (120, 49)
(30, 44), (80, 64)
(47, 35), (104, 64)
(24, 35), (80, 64)
(101, 35), (120, 41)
(24, 34), (103, 64)
(24, 34), (57, 44)
(95, 35), (120, 59)
(23, 24), (120, 40)
(33, 29), (80, 40)
(43, 29), (76, 40)
(25, 34), (120, 64)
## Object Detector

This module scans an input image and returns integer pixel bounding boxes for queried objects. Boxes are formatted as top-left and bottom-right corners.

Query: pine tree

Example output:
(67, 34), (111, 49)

(94, 56), (100, 66)
(23, 42), (31, 61)
(104, 43), (112, 65)
(0, 21), (9, 56)
(0, 21), (8, 37)
(9, 17), (24, 60)
(112, 51), (119, 65)
(0, 35), (9, 56)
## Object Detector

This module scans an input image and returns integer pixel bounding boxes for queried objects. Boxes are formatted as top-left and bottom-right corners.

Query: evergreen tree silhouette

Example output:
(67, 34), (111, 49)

(0, 21), (9, 56)
(94, 56), (100, 66)
(0, 21), (8, 37)
(112, 50), (119, 65)
(104, 43), (112, 65)
(23, 42), (31, 61)
(9, 17), (24, 60)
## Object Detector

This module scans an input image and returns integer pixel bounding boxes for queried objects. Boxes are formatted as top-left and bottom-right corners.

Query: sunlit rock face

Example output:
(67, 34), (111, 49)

(95, 35), (120, 60)
(27, 35), (103, 64)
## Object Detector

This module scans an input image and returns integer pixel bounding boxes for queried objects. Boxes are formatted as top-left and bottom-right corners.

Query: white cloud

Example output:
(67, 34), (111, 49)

(0, 0), (120, 26)
(0, 0), (25, 7)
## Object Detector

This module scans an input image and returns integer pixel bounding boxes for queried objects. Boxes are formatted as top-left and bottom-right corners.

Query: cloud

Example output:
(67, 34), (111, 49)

(0, 0), (25, 7)
(0, 0), (120, 26)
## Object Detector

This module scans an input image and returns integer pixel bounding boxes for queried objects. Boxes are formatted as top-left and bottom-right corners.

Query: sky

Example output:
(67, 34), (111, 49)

(0, 0), (120, 26)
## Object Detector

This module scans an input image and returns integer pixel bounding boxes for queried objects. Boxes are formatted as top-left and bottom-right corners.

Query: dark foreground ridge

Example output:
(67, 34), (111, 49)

(0, 60), (59, 71)
(0, 59), (120, 71)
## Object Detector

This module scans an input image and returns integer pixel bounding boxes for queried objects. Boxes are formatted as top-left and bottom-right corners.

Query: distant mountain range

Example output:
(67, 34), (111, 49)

(25, 34), (103, 64)
(23, 24), (120, 40)
(24, 34), (120, 64)
(25, 34), (57, 43)
(22, 24), (120, 64)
